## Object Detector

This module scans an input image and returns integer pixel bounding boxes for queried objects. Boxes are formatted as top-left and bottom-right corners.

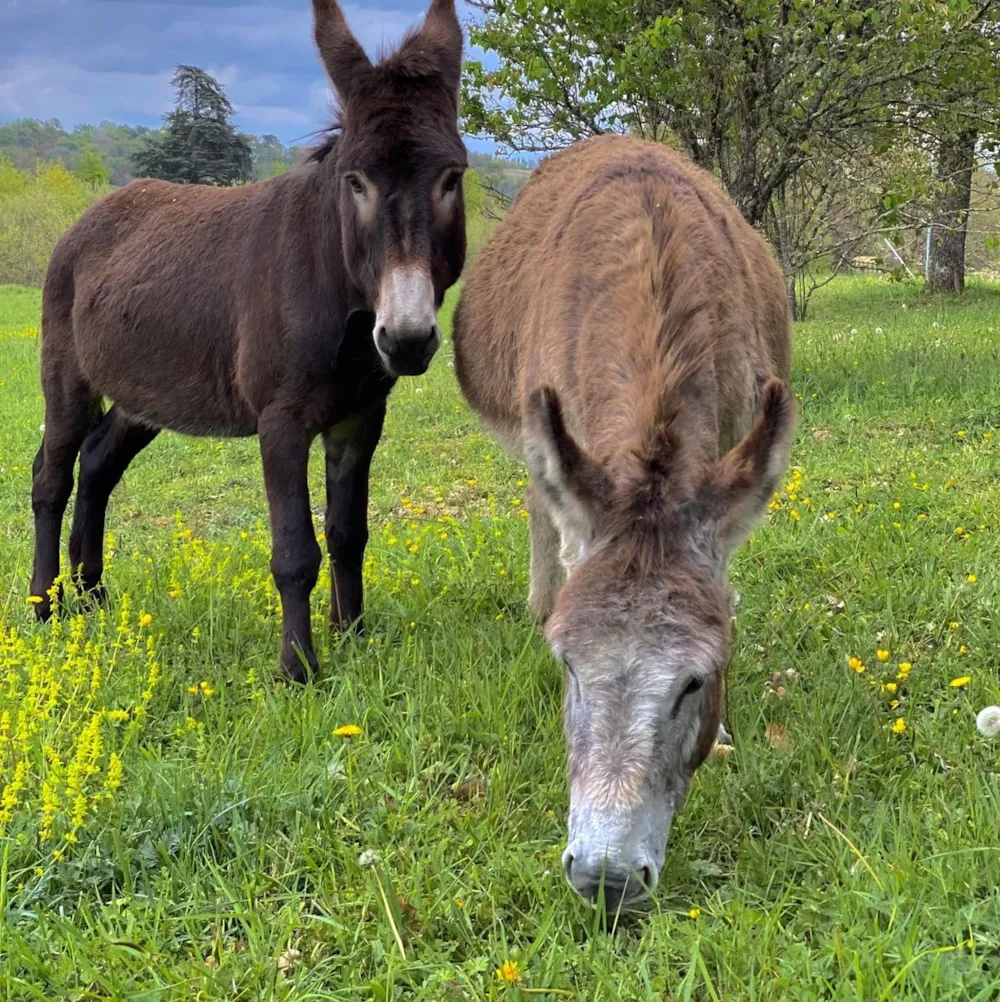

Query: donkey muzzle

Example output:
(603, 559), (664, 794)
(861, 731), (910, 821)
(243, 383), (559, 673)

(374, 265), (440, 376)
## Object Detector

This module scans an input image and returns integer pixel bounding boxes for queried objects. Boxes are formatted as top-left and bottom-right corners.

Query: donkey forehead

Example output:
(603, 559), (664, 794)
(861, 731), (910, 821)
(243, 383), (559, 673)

(550, 568), (729, 651)
(344, 101), (465, 162)
(551, 618), (725, 686)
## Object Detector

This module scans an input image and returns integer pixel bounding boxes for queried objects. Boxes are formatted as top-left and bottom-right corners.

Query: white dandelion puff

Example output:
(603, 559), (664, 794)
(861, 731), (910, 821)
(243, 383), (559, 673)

(875, 327), (883, 334)
(358, 849), (381, 868)
(976, 705), (1000, 738)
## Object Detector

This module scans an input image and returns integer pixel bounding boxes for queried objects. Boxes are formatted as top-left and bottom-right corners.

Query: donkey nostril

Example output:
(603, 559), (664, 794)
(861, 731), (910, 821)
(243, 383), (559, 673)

(639, 865), (654, 891)
(563, 852), (576, 884)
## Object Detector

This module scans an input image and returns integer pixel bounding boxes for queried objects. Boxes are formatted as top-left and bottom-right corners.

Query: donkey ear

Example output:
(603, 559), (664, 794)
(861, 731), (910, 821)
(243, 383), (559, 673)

(396, 0), (463, 104)
(313, 0), (373, 105)
(696, 379), (796, 558)
(524, 387), (614, 569)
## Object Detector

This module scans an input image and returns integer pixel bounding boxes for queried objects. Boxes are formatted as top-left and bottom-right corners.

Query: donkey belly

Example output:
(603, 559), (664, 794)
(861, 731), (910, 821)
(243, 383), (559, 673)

(73, 293), (258, 438)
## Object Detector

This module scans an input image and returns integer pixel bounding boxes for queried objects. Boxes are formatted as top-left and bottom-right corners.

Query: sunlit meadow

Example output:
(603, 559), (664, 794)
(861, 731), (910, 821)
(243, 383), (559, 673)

(1, 278), (999, 999)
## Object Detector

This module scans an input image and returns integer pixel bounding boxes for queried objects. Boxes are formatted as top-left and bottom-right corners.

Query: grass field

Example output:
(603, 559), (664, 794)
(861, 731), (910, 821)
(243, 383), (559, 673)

(1, 277), (999, 1000)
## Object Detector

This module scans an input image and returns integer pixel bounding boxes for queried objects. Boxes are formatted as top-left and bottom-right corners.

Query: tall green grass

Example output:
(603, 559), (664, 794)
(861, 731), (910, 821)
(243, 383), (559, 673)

(1, 276), (999, 999)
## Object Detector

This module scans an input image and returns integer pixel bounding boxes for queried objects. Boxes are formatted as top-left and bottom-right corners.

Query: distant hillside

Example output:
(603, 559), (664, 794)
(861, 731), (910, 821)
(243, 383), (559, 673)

(468, 151), (533, 200)
(0, 118), (533, 193)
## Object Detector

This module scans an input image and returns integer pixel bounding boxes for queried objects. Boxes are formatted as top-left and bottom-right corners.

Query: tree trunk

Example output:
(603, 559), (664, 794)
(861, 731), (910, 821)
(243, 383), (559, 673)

(926, 130), (977, 294)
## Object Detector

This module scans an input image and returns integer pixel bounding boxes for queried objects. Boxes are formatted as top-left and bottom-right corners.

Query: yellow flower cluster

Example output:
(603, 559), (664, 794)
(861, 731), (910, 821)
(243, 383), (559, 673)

(769, 466), (810, 521)
(0, 588), (160, 866)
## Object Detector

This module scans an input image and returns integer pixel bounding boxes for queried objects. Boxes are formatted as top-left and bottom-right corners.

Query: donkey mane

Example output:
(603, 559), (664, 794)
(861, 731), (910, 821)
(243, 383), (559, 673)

(305, 123), (342, 164)
(602, 209), (722, 580)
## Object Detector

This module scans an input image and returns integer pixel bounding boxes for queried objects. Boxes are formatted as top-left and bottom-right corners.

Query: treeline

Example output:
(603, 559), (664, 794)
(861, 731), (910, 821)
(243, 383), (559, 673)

(0, 122), (531, 191)
(0, 117), (308, 186)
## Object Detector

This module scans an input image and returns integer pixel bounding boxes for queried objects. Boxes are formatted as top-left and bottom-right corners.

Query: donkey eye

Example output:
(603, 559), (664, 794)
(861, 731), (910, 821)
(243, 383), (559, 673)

(670, 676), (704, 718)
(441, 170), (462, 195)
(346, 174), (366, 196)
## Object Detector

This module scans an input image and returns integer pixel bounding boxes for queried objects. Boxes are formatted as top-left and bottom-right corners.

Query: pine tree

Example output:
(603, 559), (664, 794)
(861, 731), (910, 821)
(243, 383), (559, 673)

(131, 66), (253, 186)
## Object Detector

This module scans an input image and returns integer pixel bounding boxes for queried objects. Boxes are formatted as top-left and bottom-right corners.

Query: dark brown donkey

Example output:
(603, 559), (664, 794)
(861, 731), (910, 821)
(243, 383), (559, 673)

(454, 135), (794, 910)
(29, 0), (467, 682)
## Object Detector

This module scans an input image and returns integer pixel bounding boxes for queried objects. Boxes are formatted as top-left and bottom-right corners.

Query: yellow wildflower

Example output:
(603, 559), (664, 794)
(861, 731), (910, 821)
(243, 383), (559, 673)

(955, 526), (965, 535)
(104, 752), (123, 792)
(333, 724), (363, 738)
(876, 650), (889, 662)
(950, 621), (960, 631)
(139, 613), (152, 627)
(495, 960), (522, 984)
(957, 430), (966, 438)
(897, 662), (912, 679)
(688, 907), (702, 919)
(891, 718), (907, 735)
(848, 657), (866, 674)
(884, 682), (898, 694)
(950, 676), (971, 689)
(893, 502), (901, 510)
(967, 574), (977, 584)
(26, 595), (42, 604)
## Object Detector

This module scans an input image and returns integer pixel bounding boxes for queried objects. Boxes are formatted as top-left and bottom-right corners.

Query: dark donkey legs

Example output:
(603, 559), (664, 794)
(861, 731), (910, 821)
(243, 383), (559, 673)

(68, 405), (159, 599)
(30, 378), (99, 620)
(323, 400), (386, 633)
(259, 407), (322, 683)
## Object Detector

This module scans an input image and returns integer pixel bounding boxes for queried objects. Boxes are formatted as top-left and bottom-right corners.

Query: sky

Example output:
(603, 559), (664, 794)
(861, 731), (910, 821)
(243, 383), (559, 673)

(0, 0), (496, 152)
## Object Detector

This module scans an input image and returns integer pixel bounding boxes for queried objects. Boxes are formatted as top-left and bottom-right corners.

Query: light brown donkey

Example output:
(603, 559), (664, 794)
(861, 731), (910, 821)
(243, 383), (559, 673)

(453, 135), (794, 910)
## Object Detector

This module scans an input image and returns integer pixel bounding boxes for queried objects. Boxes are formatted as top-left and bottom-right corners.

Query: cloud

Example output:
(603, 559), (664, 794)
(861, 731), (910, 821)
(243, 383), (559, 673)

(0, 0), (494, 151)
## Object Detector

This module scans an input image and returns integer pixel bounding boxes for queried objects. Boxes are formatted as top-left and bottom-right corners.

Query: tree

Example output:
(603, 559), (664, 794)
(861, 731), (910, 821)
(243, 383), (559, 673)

(132, 66), (253, 185)
(76, 145), (111, 190)
(463, 0), (1000, 304)
(248, 133), (297, 180)
(916, 17), (1000, 293)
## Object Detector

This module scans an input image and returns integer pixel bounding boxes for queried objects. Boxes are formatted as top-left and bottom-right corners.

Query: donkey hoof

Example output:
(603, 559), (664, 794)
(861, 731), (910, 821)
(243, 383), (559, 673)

(716, 723), (734, 747)
(281, 662), (311, 685)
(77, 583), (108, 612)
(31, 595), (53, 622)
(30, 582), (65, 622)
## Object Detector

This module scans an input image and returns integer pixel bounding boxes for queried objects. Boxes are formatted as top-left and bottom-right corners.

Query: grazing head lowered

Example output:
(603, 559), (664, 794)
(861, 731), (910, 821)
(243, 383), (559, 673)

(525, 379), (795, 910)
(314, 0), (467, 376)
(452, 134), (794, 911)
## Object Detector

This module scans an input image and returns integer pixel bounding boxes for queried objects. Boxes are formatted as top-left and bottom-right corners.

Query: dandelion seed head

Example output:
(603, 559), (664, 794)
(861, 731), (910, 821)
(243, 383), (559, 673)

(975, 706), (1000, 737)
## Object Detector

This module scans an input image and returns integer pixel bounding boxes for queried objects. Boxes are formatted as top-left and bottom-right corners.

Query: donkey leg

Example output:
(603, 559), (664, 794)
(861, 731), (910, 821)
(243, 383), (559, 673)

(31, 388), (98, 620)
(259, 408), (321, 683)
(323, 400), (386, 634)
(526, 484), (564, 622)
(68, 406), (159, 601)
